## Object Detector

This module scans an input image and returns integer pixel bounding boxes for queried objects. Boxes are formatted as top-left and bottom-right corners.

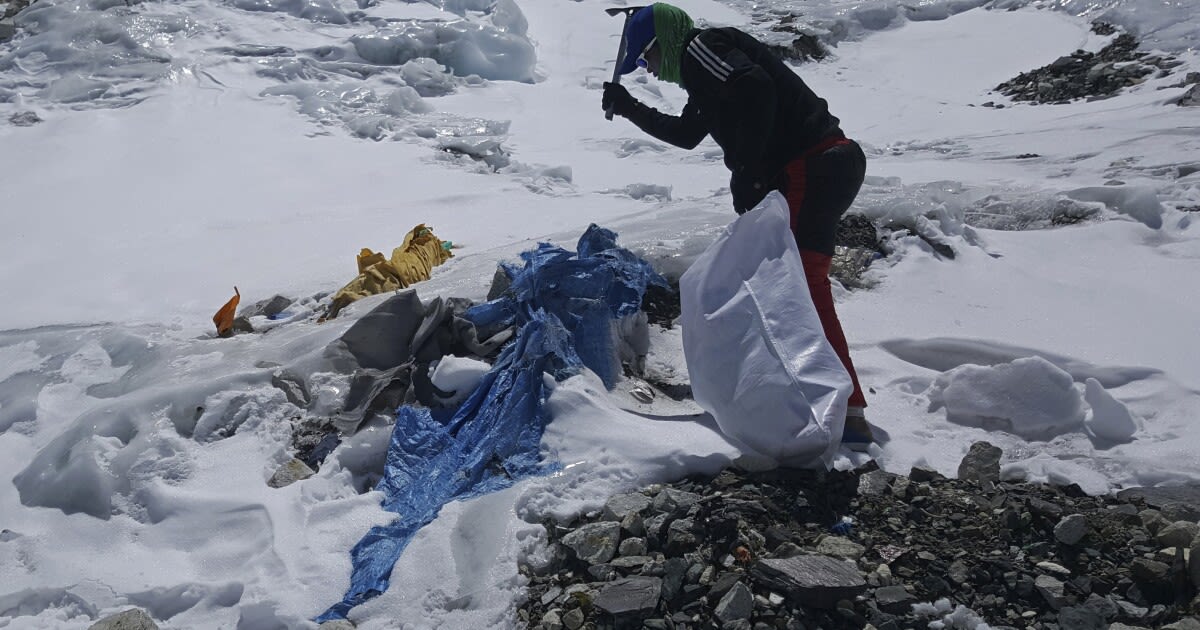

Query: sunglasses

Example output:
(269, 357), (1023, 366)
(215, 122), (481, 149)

(635, 37), (657, 68)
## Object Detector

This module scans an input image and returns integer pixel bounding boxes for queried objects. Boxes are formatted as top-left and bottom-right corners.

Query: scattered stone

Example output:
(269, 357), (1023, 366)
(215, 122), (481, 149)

(593, 576), (662, 619)
(958, 441), (1002, 486)
(714, 582), (753, 623)
(562, 521), (621, 565)
(618, 537), (647, 557)
(996, 33), (1179, 104)
(815, 536), (865, 561)
(1175, 84), (1200, 107)
(89, 609), (159, 630)
(519, 452), (1200, 629)
(8, 111), (41, 126)
(1157, 521), (1200, 548)
(1055, 513), (1089, 545)
(240, 294), (294, 319)
(873, 585), (915, 614)
(652, 488), (702, 513)
(604, 493), (653, 522)
(1117, 486), (1200, 522)
(267, 458), (315, 488)
(751, 555), (867, 609)
(561, 607), (585, 630)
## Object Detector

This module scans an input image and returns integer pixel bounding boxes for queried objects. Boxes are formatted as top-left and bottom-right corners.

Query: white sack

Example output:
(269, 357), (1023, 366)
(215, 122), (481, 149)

(679, 192), (852, 467)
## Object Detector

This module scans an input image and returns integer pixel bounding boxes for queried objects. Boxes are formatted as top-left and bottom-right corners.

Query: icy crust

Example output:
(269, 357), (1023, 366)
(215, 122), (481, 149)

(0, 0), (536, 141)
(726, 0), (1199, 55)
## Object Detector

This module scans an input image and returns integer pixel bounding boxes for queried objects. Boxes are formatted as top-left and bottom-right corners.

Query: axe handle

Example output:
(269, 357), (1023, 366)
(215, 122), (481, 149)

(606, 9), (639, 121)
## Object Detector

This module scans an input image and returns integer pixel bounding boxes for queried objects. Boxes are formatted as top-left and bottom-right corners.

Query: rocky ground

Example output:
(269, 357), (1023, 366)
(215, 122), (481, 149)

(992, 23), (1196, 106)
(517, 442), (1200, 630)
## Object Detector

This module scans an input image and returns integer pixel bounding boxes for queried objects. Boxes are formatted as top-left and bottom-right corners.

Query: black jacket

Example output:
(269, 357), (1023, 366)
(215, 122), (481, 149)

(622, 27), (842, 211)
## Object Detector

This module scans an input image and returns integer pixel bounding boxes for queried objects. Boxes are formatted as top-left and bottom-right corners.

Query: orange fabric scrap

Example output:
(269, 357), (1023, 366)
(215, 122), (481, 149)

(213, 287), (241, 337)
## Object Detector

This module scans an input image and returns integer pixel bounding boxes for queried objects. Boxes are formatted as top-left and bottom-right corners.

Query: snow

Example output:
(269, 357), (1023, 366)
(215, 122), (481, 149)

(2, 0), (1200, 626)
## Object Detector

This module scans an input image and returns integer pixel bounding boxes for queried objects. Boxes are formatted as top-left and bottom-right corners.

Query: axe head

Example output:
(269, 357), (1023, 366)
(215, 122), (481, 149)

(606, 5), (645, 17)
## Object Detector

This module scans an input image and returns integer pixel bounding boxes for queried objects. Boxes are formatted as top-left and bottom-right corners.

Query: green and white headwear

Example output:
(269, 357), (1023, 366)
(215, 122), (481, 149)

(617, 3), (695, 85)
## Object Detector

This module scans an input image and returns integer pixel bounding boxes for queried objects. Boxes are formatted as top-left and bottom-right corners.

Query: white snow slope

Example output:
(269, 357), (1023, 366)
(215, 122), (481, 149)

(1, 0), (1199, 626)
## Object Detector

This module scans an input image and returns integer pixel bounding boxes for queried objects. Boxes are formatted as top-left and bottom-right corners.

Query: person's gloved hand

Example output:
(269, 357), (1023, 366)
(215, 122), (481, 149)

(602, 82), (636, 117)
(730, 172), (769, 214)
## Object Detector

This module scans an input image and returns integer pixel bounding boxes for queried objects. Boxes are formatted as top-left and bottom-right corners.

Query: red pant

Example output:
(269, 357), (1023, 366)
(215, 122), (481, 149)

(797, 251), (868, 408)
(782, 140), (868, 409)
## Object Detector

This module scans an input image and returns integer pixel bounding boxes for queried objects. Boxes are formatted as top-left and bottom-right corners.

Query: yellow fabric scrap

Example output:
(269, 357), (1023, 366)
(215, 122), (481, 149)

(325, 224), (453, 319)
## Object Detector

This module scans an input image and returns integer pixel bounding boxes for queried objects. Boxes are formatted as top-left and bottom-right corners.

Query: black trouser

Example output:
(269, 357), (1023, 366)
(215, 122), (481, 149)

(782, 139), (867, 256)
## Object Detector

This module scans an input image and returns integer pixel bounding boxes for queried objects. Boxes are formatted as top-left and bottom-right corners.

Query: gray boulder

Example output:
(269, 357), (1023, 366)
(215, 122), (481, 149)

(593, 576), (662, 619)
(89, 609), (159, 630)
(957, 441), (1002, 486)
(750, 555), (866, 609)
(561, 521), (620, 565)
(268, 458), (315, 488)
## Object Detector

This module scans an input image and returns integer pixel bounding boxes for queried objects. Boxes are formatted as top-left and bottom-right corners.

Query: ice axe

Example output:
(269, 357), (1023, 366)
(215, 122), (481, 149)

(605, 5), (646, 121)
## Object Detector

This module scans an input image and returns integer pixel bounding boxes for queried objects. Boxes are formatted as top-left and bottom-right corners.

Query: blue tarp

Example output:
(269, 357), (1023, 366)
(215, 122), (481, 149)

(318, 225), (666, 621)
(467, 224), (667, 388)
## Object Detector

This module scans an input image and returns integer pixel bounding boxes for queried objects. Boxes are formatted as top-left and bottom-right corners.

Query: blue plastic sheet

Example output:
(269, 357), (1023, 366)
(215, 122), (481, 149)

(318, 225), (664, 621)
(466, 224), (667, 388)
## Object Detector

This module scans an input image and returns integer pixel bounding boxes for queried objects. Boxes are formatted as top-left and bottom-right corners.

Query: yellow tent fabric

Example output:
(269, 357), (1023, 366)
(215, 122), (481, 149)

(325, 224), (453, 319)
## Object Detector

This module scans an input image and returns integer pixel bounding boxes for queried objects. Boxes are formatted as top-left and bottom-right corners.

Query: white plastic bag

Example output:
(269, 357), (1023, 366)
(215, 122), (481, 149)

(679, 192), (852, 467)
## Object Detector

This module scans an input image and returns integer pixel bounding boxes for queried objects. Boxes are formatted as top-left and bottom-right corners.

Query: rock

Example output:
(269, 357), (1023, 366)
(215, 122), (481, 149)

(620, 511), (645, 537)
(1117, 485), (1200, 522)
(714, 582), (754, 623)
(1163, 620), (1200, 630)
(268, 458), (315, 488)
(9, 111), (41, 126)
(562, 521), (621, 565)
(618, 537), (646, 557)
(1055, 514), (1089, 545)
(1080, 594), (1118, 621)
(751, 555), (867, 609)
(1036, 575), (1067, 610)
(0, 19), (14, 42)
(1158, 521), (1200, 548)
(1037, 561), (1071, 576)
(318, 621), (356, 630)
(661, 557), (688, 602)
(957, 441), (1002, 486)
(271, 370), (311, 408)
(653, 488), (702, 514)
(1141, 509), (1170, 535)
(666, 518), (697, 553)
(1131, 558), (1171, 583)
(541, 609), (564, 630)
(561, 607), (585, 630)
(610, 555), (652, 571)
(816, 536), (866, 561)
(241, 294), (294, 319)
(873, 585), (915, 614)
(604, 493), (652, 522)
(593, 576), (662, 619)
(1177, 84), (1200, 107)
(89, 609), (159, 630)
(858, 470), (894, 496)
(1057, 604), (1106, 630)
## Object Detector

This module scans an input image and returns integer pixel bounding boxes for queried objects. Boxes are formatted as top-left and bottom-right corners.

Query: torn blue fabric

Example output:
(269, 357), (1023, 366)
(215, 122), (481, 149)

(318, 225), (663, 622)
(318, 312), (580, 622)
